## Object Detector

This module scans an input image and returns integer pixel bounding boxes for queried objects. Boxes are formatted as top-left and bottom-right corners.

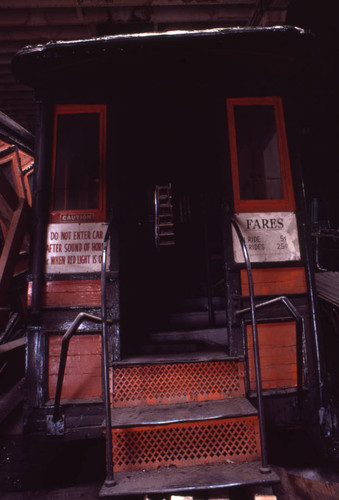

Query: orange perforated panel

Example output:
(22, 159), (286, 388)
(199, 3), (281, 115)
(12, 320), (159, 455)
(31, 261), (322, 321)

(112, 416), (261, 472)
(111, 361), (245, 408)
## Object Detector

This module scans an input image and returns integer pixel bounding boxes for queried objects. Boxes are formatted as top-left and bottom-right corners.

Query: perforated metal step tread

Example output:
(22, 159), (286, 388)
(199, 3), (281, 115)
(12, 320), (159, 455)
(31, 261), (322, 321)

(99, 460), (279, 496)
(108, 397), (257, 428)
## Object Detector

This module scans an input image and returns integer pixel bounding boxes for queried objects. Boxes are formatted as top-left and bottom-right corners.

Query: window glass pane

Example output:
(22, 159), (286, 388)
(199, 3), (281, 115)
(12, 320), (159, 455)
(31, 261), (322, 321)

(53, 113), (100, 211)
(234, 105), (283, 200)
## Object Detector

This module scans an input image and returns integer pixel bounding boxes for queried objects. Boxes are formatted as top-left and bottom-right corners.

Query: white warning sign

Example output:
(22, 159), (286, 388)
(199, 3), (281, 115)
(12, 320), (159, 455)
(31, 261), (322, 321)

(45, 222), (108, 273)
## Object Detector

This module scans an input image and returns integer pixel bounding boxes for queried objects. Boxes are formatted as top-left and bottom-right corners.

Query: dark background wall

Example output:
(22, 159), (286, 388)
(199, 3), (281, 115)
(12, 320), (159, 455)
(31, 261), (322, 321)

(287, 0), (339, 228)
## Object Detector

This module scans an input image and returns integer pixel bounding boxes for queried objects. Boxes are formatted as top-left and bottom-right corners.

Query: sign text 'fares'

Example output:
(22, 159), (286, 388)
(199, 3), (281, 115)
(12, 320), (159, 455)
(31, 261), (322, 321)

(232, 212), (301, 263)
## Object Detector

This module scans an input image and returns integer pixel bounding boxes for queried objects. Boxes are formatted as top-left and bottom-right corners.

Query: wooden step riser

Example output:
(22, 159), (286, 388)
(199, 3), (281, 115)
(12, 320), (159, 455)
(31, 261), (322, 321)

(111, 415), (261, 473)
(111, 360), (245, 408)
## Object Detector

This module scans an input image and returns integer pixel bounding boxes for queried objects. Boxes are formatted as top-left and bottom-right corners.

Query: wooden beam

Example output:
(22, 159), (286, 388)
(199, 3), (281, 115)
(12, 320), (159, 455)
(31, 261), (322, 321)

(0, 5), (255, 27)
(0, 167), (18, 211)
(0, 197), (30, 306)
(0, 337), (26, 355)
(0, 1), (257, 8)
(0, 377), (25, 425)
(0, 110), (35, 153)
(0, 194), (13, 229)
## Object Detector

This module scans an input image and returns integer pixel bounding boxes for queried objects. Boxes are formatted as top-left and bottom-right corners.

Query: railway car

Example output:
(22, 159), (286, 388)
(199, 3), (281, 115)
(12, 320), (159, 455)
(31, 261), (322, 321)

(12, 26), (324, 496)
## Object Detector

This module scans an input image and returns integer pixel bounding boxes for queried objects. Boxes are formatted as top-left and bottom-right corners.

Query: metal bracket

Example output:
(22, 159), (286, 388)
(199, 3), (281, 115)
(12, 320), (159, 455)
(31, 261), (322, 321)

(46, 414), (65, 436)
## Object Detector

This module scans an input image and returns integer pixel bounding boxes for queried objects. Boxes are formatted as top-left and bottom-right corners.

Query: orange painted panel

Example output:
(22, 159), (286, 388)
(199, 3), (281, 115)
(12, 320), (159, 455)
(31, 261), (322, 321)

(241, 267), (307, 296)
(246, 322), (297, 391)
(27, 279), (101, 308)
(48, 334), (102, 400)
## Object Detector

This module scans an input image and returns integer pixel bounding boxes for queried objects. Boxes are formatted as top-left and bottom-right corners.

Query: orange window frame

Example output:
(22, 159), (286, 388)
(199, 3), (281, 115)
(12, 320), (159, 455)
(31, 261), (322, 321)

(50, 104), (106, 222)
(227, 97), (295, 213)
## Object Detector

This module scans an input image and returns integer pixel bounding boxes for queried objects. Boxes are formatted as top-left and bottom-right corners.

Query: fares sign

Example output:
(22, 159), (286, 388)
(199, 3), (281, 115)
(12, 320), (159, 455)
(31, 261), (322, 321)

(232, 212), (301, 263)
(45, 222), (108, 273)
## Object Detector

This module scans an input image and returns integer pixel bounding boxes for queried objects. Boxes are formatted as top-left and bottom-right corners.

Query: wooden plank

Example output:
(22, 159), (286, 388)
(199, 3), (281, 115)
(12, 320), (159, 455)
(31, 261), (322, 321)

(0, 306), (10, 330)
(0, 165), (18, 210)
(246, 322), (297, 390)
(241, 267), (307, 296)
(27, 279), (101, 308)
(48, 334), (102, 400)
(0, 1), (258, 8)
(276, 466), (339, 500)
(0, 336), (26, 355)
(0, 197), (29, 305)
(0, 377), (25, 424)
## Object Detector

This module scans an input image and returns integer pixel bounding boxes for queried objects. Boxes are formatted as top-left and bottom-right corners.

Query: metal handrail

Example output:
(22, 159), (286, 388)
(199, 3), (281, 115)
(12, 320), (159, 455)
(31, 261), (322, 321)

(101, 223), (116, 487)
(52, 312), (103, 424)
(49, 221), (115, 487)
(230, 217), (270, 473)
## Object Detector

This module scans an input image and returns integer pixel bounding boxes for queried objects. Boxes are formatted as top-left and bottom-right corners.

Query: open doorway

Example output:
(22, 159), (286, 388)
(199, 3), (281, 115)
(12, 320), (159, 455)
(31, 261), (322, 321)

(119, 91), (227, 356)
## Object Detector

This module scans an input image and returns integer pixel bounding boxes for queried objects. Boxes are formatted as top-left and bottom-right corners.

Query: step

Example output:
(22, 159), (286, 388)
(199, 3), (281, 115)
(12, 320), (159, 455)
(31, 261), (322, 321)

(158, 240), (175, 246)
(148, 327), (228, 348)
(176, 296), (226, 312)
(159, 222), (175, 227)
(110, 398), (257, 428)
(99, 460), (280, 496)
(113, 350), (239, 364)
(158, 231), (175, 237)
(106, 400), (261, 473)
(140, 342), (203, 355)
(168, 310), (227, 329)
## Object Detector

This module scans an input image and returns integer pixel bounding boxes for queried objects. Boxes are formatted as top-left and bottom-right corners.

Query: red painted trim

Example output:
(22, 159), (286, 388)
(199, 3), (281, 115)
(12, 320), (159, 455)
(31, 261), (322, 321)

(27, 279), (101, 308)
(50, 104), (106, 223)
(240, 267), (307, 296)
(227, 97), (295, 213)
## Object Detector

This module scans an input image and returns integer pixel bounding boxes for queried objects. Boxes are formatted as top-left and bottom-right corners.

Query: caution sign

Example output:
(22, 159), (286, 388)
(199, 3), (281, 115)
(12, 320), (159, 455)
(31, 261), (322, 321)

(45, 222), (108, 273)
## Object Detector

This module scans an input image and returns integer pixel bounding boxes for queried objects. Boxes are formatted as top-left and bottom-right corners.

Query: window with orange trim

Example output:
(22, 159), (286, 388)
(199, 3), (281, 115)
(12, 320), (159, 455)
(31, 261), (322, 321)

(50, 105), (106, 222)
(227, 97), (295, 213)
